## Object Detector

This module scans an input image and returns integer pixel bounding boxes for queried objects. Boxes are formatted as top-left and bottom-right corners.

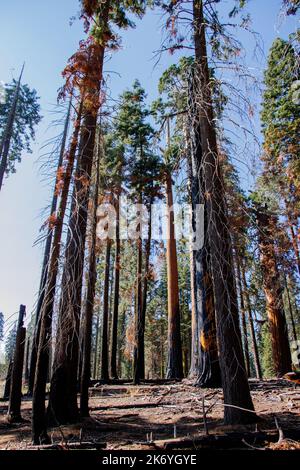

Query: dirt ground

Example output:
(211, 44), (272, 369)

(0, 379), (300, 450)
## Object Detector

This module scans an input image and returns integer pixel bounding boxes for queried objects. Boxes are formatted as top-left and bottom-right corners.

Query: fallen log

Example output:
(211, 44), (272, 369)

(155, 429), (300, 450)
(90, 378), (181, 387)
(91, 401), (173, 411)
(27, 441), (107, 450)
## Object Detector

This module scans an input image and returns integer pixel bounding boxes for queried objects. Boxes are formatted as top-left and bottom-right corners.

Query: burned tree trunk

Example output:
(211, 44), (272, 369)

(241, 262), (262, 380)
(48, 38), (107, 426)
(194, 251), (221, 388)
(192, 0), (255, 424)
(187, 75), (221, 387)
(3, 359), (13, 400)
(7, 305), (26, 423)
(118, 309), (127, 378)
(24, 337), (30, 385)
(110, 193), (121, 379)
(255, 205), (292, 376)
(48, 112), (98, 423)
(32, 102), (83, 444)
(133, 235), (143, 384)
(93, 308), (101, 379)
(133, 201), (152, 383)
(80, 149), (100, 416)
(234, 252), (250, 377)
(189, 241), (198, 377)
(101, 239), (112, 382)
(28, 99), (72, 395)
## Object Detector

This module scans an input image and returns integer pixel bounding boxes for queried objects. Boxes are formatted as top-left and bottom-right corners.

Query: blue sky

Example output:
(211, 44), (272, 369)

(0, 0), (298, 337)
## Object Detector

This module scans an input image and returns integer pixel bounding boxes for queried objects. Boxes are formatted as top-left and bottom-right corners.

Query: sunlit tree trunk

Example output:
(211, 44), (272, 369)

(256, 206), (292, 376)
(165, 168), (183, 379)
(284, 199), (300, 276)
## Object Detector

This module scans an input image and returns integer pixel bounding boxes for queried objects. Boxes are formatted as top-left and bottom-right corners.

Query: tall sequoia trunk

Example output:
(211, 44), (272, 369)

(234, 251), (250, 377)
(165, 169), (183, 379)
(32, 102), (83, 444)
(101, 238), (112, 382)
(48, 39), (107, 425)
(284, 199), (300, 276)
(255, 206), (292, 377)
(28, 99), (72, 395)
(80, 148), (100, 416)
(133, 200), (153, 383)
(110, 193), (121, 379)
(0, 64), (24, 191)
(193, 0), (255, 424)
(289, 223), (300, 276)
(241, 262), (262, 380)
(187, 76), (221, 387)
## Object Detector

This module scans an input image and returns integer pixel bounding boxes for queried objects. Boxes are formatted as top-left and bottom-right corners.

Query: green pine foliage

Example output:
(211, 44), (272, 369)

(261, 37), (300, 200)
(0, 313), (4, 342)
(260, 323), (275, 378)
(0, 80), (41, 176)
(4, 323), (17, 364)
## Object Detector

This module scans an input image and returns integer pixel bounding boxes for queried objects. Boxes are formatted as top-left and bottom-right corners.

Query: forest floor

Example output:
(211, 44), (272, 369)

(0, 379), (300, 450)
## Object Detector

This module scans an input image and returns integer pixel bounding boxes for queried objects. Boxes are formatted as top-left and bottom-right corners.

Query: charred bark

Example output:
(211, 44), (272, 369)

(7, 305), (26, 423)
(192, 0), (255, 424)
(187, 74), (221, 387)
(133, 201), (153, 383)
(28, 98), (72, 395)
(80, 149), (100, 416)
(110, 193), (121, 379)
(234, 252), (250, 377)
(133, 235), (143, 384)
(32, 102), (83, 444)
(101, 239), (112, 382)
